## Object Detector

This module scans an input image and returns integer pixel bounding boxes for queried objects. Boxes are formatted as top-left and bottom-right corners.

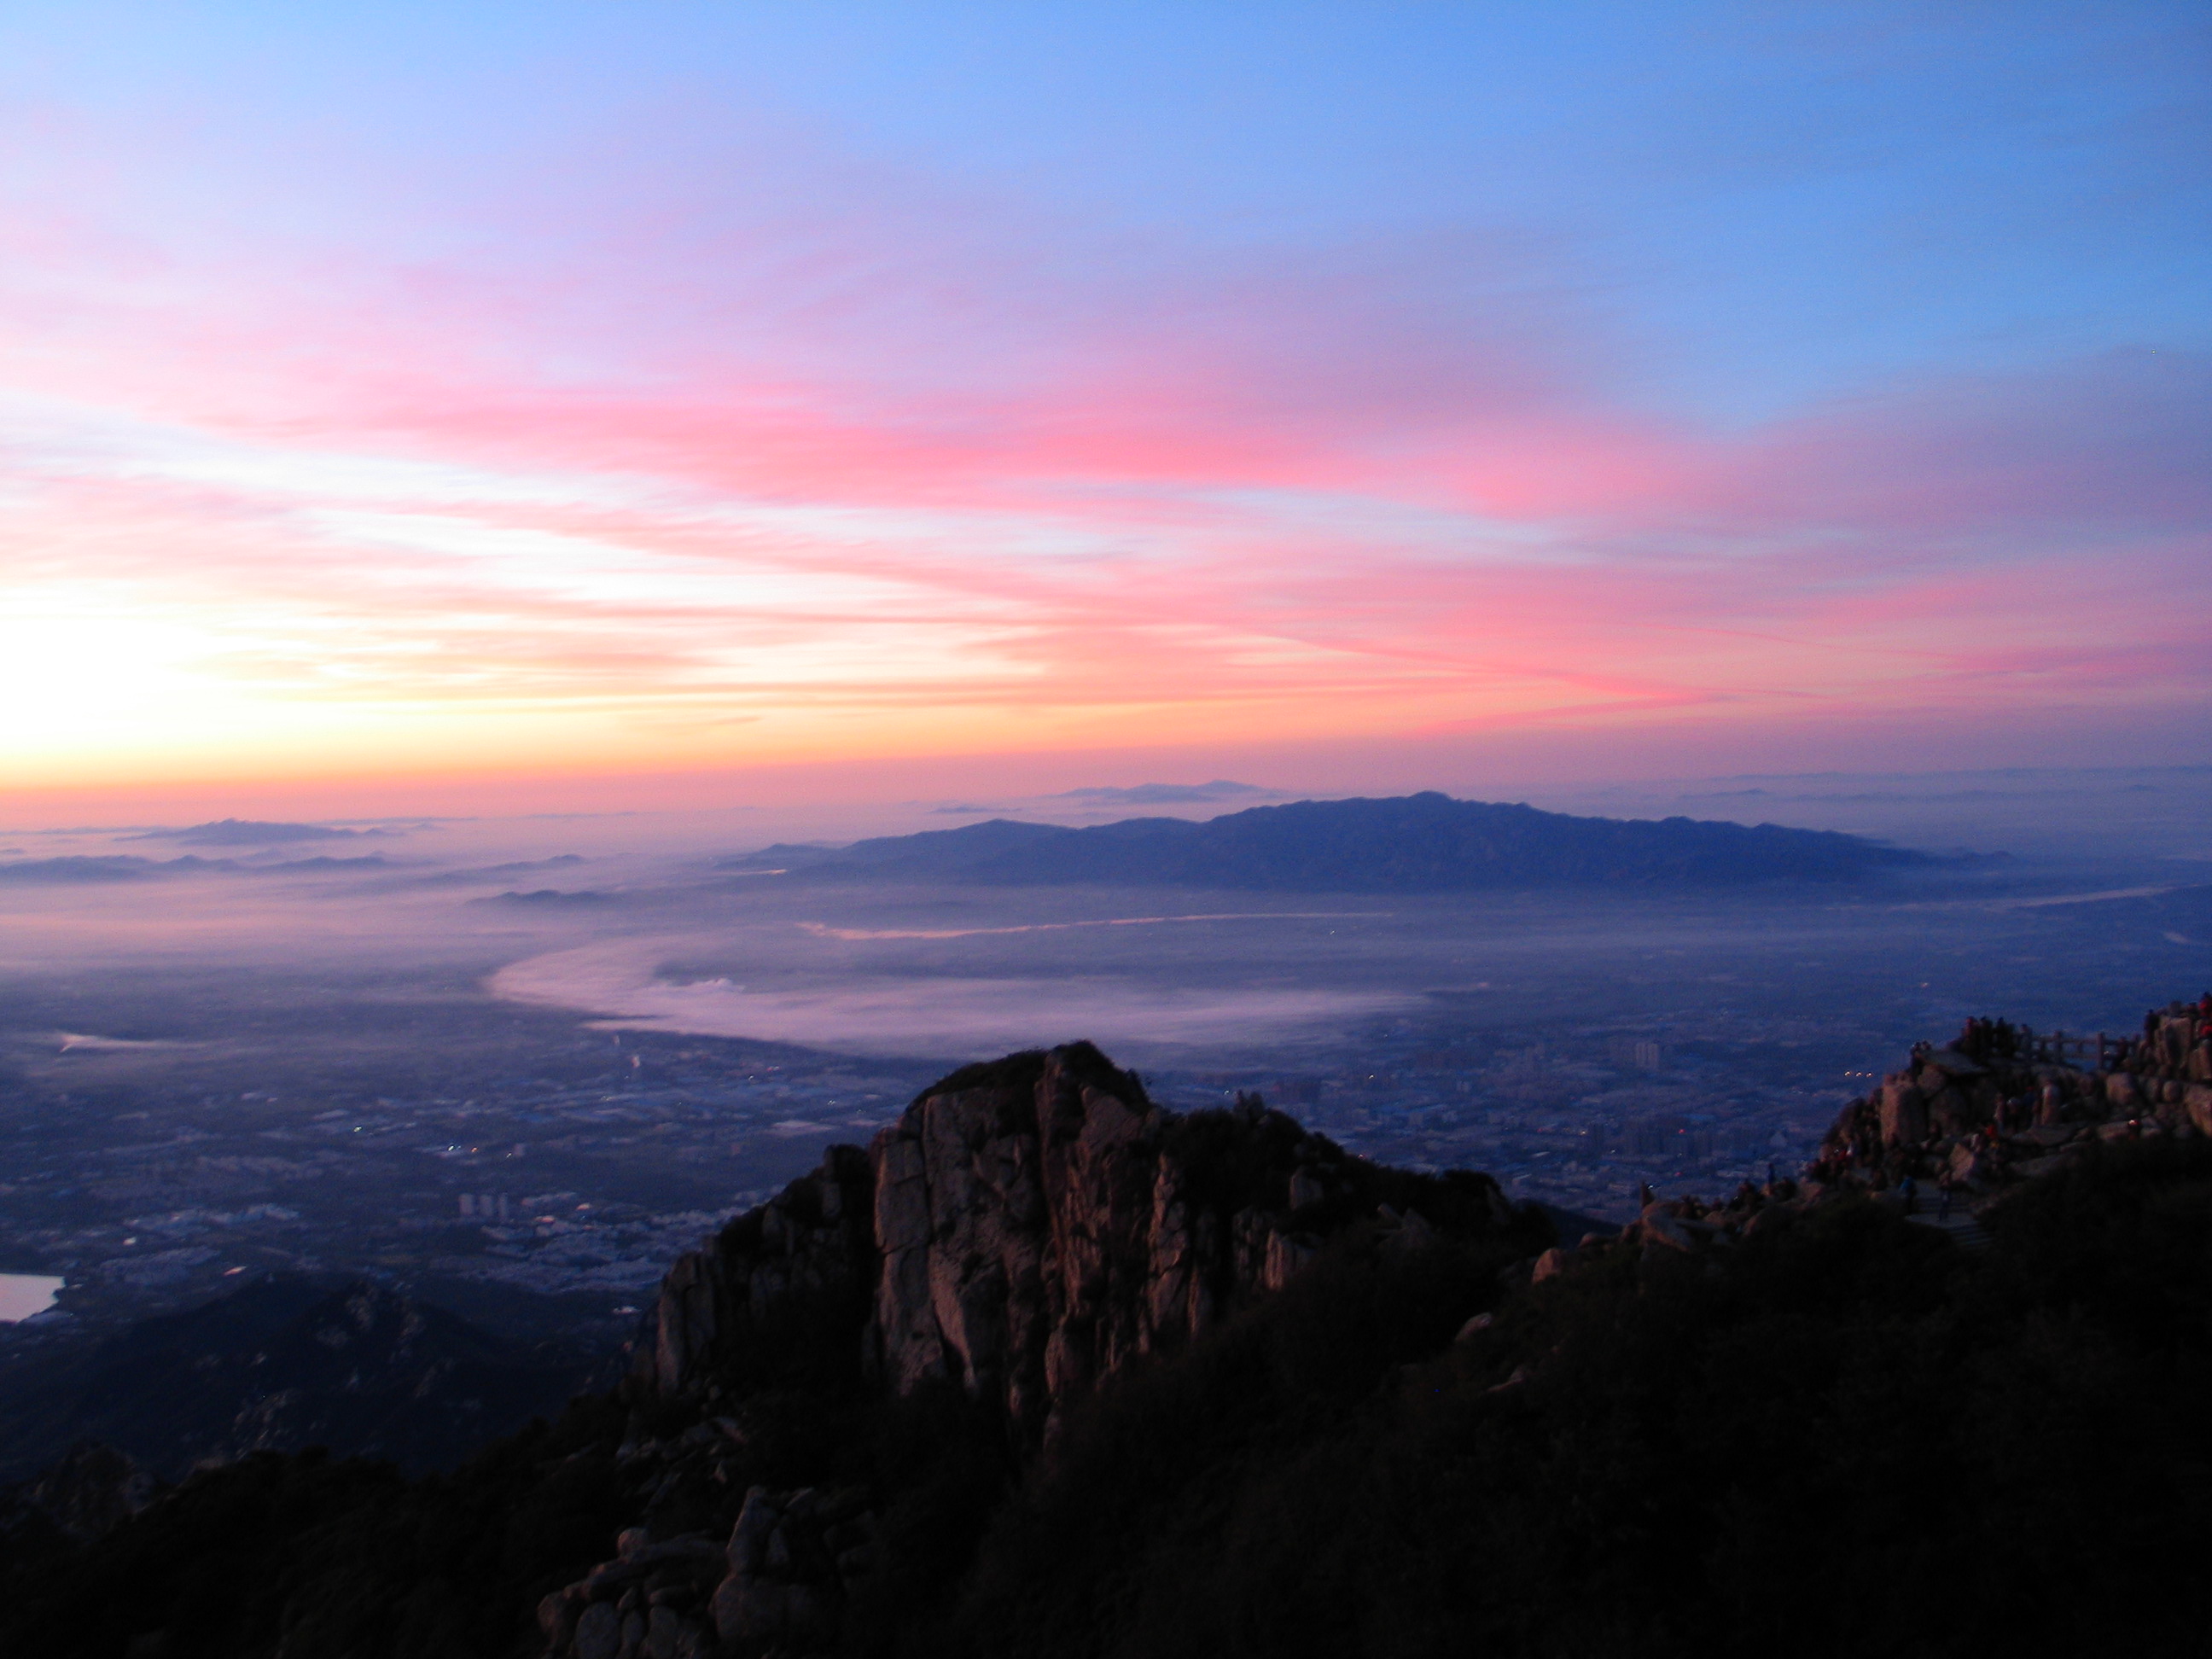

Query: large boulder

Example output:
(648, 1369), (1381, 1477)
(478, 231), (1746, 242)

(1632, 1205), (1701, 1254)
(1925, 1086), (1976, 1138)
(1918, 1049), (1985, 1083)
(706, 1485), (875, 1655)
(1879, 1077), (1929, 1147)
(538, 1531), (727, 1659)
(1944, 1142), (1989, 1189)
(572, 1603), (620, 1659)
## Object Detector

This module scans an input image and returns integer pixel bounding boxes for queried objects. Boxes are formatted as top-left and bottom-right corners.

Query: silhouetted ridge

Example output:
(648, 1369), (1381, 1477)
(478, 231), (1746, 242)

(632, 1043), (1536, 1455)
(10, 1010), (2212, 1659)
(727, 791), (1934, 890)
(923, 1039), (1138, 1103)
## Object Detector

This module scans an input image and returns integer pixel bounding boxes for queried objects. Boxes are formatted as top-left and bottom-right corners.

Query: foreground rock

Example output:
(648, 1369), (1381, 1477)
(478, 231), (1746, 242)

(1481, 999), (2212, 1291)
(538, 1486), (880, 1659)
(562, 1016), (2212, 1657)
(533, 1042), (1535, 1658)
(632, 1042), (1520, 1445)
(11, 1008), (2212, 1659)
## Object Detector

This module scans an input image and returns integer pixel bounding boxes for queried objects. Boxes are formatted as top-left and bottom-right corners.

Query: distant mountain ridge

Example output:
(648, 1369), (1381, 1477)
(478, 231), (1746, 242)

(124, 818), (382, 846)
(0, 854), (390, 883)
(725, 790), (1935, 890)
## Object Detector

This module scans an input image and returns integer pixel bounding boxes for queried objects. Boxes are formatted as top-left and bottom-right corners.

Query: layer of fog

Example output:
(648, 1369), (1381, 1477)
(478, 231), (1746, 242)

(3, 765), (2208, 1068)
(490, 938), (1413, 1060)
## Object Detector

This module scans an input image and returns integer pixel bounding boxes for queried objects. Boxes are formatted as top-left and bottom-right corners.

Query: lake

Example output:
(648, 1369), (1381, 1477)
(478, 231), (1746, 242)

(0, 1274), (64, 1322)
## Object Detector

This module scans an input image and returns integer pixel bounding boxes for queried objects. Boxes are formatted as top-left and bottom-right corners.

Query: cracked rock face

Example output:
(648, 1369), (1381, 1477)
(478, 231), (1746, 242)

(636, 1043), (1504, 1444)
(870, 1048), (1206, 1441)
(573, 1042), (1534, 1657)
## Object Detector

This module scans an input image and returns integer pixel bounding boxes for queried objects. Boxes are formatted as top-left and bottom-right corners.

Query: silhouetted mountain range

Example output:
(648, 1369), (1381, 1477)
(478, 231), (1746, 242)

(124, 819), (383, 846)
(724, 791), (1937, 890)
(0, 854), (390, 883)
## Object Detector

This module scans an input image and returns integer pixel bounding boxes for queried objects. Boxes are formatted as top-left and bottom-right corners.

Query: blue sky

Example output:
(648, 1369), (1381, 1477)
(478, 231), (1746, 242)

(14, 2), (2201, 416)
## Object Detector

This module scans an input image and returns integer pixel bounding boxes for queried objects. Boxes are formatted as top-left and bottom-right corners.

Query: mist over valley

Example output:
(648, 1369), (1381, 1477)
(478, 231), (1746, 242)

(3, 771), (2206, 1376)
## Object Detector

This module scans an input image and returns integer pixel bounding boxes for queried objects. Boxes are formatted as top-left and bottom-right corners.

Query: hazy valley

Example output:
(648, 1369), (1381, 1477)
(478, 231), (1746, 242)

(3, 771), (2206, 1362)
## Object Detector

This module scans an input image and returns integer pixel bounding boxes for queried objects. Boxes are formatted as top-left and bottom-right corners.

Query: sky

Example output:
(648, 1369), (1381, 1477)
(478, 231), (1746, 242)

(2, 2), (2206, 825)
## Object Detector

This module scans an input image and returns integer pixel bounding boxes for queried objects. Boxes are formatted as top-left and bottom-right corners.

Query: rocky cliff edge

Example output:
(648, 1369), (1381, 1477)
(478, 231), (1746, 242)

(632, 1041), (1525, 1446)
(531, 1045), (1532, 1657)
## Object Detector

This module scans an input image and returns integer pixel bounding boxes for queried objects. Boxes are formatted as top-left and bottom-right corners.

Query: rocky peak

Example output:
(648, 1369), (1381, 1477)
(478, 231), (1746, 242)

(635, 1042), (1520, 1444)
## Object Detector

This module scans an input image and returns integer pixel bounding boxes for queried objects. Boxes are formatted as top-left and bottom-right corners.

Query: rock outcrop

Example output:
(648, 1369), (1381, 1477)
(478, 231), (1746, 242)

(532, 1044), (1532, 1659)
(13, 1010), (2209, 1659)
(632, 1043), (1518, 1446)
(1811, 1001), (2212, 1197)
(864, 1045), (1321, 1440)
(537, 1481), (882, 1659)
(640, 1144), (877, 1405)
(1479, 1000), (2212, 1295)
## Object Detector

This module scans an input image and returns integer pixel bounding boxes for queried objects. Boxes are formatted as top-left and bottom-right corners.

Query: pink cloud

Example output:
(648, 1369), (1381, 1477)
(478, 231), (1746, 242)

(1709, 350), (2212, 534)
(1, 108), (2204, 792)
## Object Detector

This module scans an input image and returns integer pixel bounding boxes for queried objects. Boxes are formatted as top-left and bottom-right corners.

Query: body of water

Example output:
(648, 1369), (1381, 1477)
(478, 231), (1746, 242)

(0, 1274), (64, 1322)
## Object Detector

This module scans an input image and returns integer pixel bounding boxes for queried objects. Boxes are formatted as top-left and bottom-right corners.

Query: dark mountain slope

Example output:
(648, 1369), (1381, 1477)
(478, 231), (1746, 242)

(946, 1155), (2212, 1659)
(0, 1278), (594, 1481)
(728, 792), (1936, 891)
(5, 1012), (2211, 1658)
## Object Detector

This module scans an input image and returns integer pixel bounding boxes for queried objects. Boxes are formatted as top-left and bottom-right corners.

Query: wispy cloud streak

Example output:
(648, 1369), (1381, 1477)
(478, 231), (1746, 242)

(1, 20), (2204, 791)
